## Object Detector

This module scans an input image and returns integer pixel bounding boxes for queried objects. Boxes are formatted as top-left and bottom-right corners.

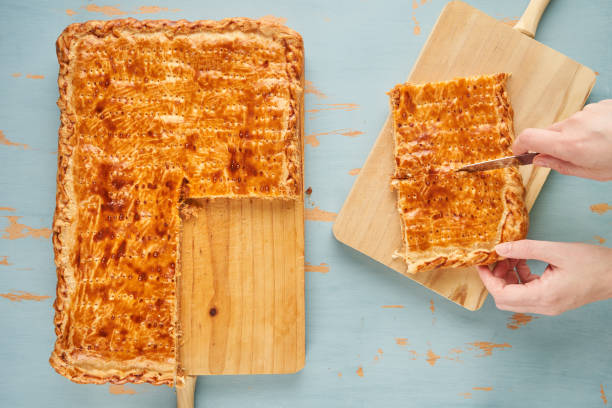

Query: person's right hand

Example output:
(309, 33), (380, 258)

(513, 99), (612, 181)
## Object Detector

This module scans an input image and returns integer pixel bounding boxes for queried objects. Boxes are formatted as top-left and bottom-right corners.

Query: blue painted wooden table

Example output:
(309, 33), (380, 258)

(1, 0), (611, 406)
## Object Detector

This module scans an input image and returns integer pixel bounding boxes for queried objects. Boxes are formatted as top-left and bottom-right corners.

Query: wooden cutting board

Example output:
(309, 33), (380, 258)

(179, 198), (305, 376)
(333, 0), (596, 311)
(177, 98), (305, 407)
(177, 197), (305, 406)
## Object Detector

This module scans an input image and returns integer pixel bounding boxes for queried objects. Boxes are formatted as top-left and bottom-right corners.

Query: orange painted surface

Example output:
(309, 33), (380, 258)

(136, 6), (168, 13)
(412, 0), (430, 10)
(426, 349), (440, 366)
(458, 392), (472, 399)
(382, 305), (404, 308)
(356, 366), (364, 377)
(429, 299), (435, 314)
(304, 80), (327, 98)
(0, 207), (16, 212)
(84, 4), (127, 16)
(601, 384), (608, 404)
(0, 256), (11, 266)
(445, 348), (464, 362)
(259, 15), (288, 25)
(591, 203), (612, 215)
(473, 387), (493, 391)
(468, 342), (511, 357)
(412, 15), (421, 35)
(342, 130), (363, 137)
(0, 130), (29, 149)
(11, 73), (21, 78)
(507, 313), (538, 330)
(337, 372), (342, 378)
(1, 216), (52, 240)
(409, 0), (430, 35)
(348, 168), (361, 176)
(81, 4), (178, 15)
(395, 338), (408, 346)
(25, 74), (44, 79)
(305, 129), (363, 147)
(594, 235), (607, 244)
(305, 207), (337, 222)
(109, 384), (136, 395)
(305, 262), (330, 273)
(0, 291), (50, 302)
(65, 9), (77, 16)
(307, 103), (359, 119)
(407, 350), (418, 360)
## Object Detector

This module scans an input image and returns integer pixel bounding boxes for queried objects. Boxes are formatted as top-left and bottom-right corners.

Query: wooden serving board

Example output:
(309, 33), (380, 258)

(175, 45), (306, 408)
(333, 0), (596, 311)
(179, 198), (305, 375)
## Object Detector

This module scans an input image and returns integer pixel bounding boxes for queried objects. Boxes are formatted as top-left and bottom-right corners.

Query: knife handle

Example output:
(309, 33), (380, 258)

(514, 0), (552, 38)
(517, 152), (540, 165)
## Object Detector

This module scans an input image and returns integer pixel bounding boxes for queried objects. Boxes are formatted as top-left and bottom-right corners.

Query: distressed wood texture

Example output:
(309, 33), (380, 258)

(333, 0), (596, 311)
(179, 197), (305, 375)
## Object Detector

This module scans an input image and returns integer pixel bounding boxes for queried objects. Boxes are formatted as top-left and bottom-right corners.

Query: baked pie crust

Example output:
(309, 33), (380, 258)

(389, 73), (528, 274)
(50, 18), (303, 386)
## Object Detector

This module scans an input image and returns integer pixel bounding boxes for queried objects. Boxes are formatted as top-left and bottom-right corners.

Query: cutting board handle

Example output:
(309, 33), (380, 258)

(177, 376), (197, 408)
(514, 0), (552, 38)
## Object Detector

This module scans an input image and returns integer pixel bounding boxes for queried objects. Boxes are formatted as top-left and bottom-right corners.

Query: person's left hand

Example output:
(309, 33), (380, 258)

(477, 240), (612, 315)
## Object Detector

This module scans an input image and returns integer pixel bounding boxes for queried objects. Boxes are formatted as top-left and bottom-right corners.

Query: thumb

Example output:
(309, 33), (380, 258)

(495, 240), (567, 265)
(533, 154), (592, 178)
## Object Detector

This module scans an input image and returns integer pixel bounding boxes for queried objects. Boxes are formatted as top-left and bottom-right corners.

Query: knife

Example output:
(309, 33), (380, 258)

(456, 152), (539, 173)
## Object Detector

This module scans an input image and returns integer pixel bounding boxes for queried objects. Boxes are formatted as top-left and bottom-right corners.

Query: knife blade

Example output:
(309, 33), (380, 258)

(456, 152), (539, 173)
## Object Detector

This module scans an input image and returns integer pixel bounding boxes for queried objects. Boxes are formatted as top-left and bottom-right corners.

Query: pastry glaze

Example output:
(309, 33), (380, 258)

(389, 74), (528, 274)
(51, 18), (303, 386)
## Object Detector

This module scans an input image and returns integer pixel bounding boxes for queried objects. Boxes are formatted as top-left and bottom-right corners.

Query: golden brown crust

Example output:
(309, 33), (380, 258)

(51, 18), (304, 386)
(389, 73), (528, 274)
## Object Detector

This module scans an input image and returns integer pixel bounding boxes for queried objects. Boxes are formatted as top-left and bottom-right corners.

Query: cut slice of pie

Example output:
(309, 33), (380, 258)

(50, 18), (304, 386)
(388, 74), (528, 274)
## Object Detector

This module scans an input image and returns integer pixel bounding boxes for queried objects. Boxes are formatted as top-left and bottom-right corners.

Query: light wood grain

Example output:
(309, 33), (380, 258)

(514, 0), (551, 38)
(179, 197), (305, 375)
(176, 376), (197, 408)
(333, 0), (596, 311)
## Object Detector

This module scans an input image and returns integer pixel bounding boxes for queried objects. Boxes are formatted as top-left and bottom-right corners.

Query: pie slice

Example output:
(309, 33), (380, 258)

(388, 74), (528, 274)
(50, 18), (304, 386)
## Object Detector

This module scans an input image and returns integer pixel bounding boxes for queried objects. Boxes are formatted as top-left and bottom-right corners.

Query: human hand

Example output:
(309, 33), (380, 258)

(513, 99), (612, 181)
(477, 240), (612, 315)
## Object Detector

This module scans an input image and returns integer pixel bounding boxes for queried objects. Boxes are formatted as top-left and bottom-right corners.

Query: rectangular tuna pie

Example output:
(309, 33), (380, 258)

(389, 73), (528, 274)
(50, 18), (303, 386)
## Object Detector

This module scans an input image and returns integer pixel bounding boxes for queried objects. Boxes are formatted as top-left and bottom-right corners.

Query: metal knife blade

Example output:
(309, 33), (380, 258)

(456, 152), (539, 173)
